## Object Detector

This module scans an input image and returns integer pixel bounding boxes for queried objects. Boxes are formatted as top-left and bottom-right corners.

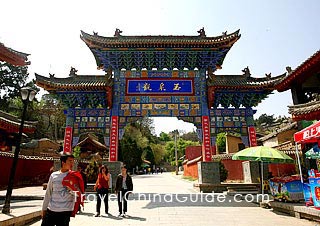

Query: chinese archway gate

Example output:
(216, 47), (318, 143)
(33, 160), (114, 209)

(36, 29), (284, 162)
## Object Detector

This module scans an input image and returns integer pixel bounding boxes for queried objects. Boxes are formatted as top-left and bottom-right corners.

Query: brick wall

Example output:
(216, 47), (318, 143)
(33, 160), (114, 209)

(183, 161), (198, 179)
(185, 146), (202, 161)
(221, 159), (244, 181)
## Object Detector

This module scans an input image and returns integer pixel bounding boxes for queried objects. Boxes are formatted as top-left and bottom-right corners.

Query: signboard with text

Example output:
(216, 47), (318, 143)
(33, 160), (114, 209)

(126, 78), (194, 95)
(248, 126), (257, 147)
(63, 126), (73, 153)
(109, 116), (119, 161)
(202, 116), (212, 162)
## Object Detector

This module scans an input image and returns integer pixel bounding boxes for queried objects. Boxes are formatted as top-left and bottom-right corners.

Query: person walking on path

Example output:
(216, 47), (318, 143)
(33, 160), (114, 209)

(41, 153), (75, 226)
(94, 165), (110, 217)
(115, 165), (133, 217)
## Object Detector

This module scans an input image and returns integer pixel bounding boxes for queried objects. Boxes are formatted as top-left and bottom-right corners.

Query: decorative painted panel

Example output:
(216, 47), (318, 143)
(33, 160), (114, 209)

(209, 108), (256, 136)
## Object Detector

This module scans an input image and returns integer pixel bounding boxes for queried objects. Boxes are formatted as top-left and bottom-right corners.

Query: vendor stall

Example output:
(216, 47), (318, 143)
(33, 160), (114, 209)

(294, 121), (320, 207)
(269, 175), (304, 201)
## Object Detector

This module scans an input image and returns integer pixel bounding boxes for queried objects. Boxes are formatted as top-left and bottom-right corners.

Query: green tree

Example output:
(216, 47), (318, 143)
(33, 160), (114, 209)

(150, 143), (166, 165)
(159, 132), (172, 142)
(34, 94), (66, 140)
(216, 133), (226, 153)
(119, 135), (143, 170)
(143, 145), (155, 166)
(256, 114), (275, 126)
(73, 146), (81, 159)
(164, 138), (199, 164)
(0, 62), (35, 111)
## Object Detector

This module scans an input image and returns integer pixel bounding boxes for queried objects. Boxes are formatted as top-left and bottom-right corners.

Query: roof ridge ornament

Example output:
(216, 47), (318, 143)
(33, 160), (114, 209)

(265, 73), (272, 80)
(197, 27), (206, 37)
(222, 31), (227, 36)
(286, 66), (292, 74)
(114, 28), (123, 37)
(69, 67), (78, 76)
(242, 66), (251, 78)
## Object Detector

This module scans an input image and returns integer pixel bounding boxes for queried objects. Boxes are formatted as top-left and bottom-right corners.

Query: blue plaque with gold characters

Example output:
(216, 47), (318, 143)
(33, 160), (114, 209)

(126, 78), (194, 95)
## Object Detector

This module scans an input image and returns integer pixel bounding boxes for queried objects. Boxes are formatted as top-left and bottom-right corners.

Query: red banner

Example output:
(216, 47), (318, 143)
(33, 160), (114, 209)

(294, 121), (320, 143)
(63, 126), (73, 153)
(248, 126), (257, 147)
(109, 116), (119, 161)
(202, 116), (212, 162)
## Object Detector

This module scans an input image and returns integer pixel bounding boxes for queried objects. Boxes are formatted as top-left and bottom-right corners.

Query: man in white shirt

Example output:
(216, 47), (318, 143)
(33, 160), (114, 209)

(41, 154), (75, 226)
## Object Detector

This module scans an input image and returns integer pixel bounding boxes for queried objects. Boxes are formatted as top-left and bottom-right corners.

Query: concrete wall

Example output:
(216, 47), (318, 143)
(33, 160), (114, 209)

(184, 159), (245, 182)
(226, 135), (243, 154)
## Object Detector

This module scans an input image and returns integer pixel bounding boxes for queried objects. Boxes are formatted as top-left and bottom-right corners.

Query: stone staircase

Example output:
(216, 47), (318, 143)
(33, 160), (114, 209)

(222, 183), (260, 195)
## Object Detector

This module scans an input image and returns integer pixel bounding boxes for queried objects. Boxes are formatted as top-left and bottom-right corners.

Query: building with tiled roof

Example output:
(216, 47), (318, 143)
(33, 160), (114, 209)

(276, 50), (320, 121)
(257, 121), (298, 147)
(0, 42), (30, 66)
(0, 111), (36, 152)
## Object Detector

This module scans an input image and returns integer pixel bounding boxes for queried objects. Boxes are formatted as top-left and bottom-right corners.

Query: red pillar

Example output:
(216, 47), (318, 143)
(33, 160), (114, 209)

(202, 116), (212, 162)
(109, 116), (119, 161)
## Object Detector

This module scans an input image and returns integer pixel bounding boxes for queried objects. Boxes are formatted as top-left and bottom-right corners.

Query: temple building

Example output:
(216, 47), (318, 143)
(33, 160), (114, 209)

(36, 29), (284, 161)
(276, 50), (320, 121)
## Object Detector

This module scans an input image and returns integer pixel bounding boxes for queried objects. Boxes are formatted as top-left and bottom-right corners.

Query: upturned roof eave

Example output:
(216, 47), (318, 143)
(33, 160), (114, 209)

(35, 73), (113, 91)
(207, 73), (285, 89)
(0, 43), (30, 66)
(80, 29), (241, 49)
(276, 50), (320, 92)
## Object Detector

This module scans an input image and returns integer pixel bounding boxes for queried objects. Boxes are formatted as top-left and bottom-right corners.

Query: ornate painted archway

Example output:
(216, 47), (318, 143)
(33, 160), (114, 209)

(35, 29), (284, 162)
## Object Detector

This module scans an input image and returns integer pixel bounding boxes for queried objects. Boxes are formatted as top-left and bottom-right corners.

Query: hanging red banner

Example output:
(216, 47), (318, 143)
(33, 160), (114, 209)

(202, 116), (212, 162)
(109, 116), (119, 161)
(63, 126), (73, 153)
(248, 126), (257, 147)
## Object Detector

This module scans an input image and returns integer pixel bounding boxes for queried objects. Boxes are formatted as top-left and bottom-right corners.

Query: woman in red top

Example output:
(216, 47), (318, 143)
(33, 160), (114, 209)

(94, 165), (110, 217)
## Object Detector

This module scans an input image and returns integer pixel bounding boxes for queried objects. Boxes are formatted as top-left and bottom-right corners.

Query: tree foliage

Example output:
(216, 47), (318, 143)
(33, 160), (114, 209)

(119, 134), (143, 170)
(143, 145), (155, 166)
(0, 62), (34, 111)
(255, 114), (275, 127)
(159, 132), (172, 142)
(216, 133), (226, 153)
(164, 138), (199, 163)
(34, 94), (66, 140)
(150, 143), (166, 165)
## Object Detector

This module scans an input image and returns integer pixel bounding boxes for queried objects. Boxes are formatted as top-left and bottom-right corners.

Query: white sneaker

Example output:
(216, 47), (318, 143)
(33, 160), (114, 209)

(118, 213), (123, 218)
(122, 213), (127, 218)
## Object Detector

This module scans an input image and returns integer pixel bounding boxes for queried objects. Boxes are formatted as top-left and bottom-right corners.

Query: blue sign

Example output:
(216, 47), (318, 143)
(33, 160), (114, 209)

(126, 79), (194, 95)
(309, 178), (320, 208)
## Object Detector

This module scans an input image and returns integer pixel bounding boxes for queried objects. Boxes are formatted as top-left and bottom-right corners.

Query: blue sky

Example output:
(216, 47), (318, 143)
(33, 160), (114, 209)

(1, 0), (319, 135)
